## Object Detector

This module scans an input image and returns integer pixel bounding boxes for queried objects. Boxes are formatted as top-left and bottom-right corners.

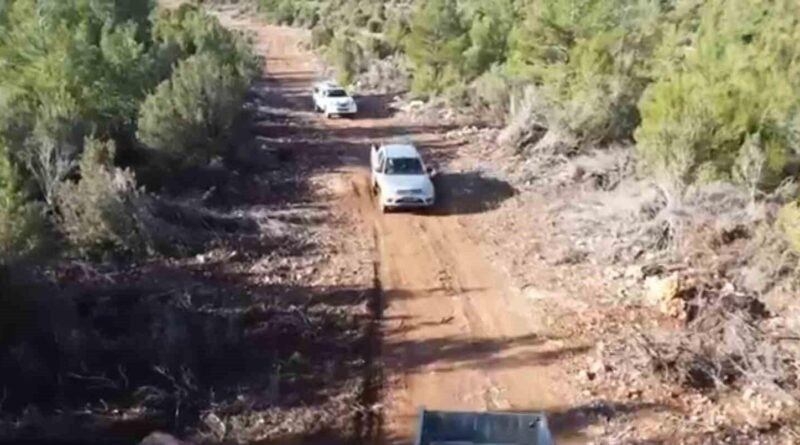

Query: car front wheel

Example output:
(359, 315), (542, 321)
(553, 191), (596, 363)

(377, 193), (388, 213)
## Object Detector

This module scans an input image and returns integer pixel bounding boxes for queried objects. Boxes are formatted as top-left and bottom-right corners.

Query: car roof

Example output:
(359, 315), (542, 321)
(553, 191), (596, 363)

(382, 144), (420, 159)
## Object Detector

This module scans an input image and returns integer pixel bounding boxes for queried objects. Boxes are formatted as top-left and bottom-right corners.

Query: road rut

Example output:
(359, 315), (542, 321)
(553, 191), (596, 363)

(342, 172), (574, 443)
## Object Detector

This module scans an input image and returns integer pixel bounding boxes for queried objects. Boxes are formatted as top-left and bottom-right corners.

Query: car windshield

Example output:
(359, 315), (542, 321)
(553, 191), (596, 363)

(385, 157), (424, 175)
(328, 89), (348, 97)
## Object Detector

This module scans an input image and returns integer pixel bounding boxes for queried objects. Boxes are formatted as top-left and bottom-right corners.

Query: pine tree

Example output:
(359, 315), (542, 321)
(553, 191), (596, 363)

(405, 0), (467, 95)
(462, 0), (516, 78)
(636, 0), (800, 185)
(137, 53), (250, 168)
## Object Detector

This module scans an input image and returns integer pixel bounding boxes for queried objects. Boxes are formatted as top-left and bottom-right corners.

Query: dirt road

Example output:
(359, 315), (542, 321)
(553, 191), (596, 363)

(367, 191), (583, 443)
(216, 8), (581, 444)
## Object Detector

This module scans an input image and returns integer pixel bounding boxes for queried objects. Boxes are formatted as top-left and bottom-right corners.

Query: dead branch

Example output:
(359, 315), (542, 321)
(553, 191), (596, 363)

(118, 365), (129, 390)
(67, 372), (120, 390)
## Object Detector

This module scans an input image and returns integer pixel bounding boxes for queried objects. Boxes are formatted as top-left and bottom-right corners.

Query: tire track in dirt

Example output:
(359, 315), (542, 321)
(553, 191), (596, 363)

(413, 217), (508, 412)
(340, 172), (581, 444)
(353, 215), (384, 444)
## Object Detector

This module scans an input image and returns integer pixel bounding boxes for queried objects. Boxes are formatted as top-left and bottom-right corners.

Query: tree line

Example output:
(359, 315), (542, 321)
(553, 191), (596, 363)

(258, 0), (800, 246)
(0, 0), (260, 264)
(261, 0), (800, 187)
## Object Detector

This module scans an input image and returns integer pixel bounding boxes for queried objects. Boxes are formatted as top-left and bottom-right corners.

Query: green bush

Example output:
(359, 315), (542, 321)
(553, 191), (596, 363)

(258, 0), (297, 24)
(327, 33), (363, 86)
(353, 9), (370, 28)
(471, 68), (514, 124)
(383, 15), (410, 53)
(362, 35), (393, 60)
(153, 4), (261, 81)
(0, 0), (260, 263)
(405, 0), (468, 95)
(636, 0), (800, 186)
(506, 0), (660, 144)
(777, 201), (800, 254)
(57, 138), (152, 257)
(462, 0), (515, 79)
(367, 17), (384, 33)
(0, 0), (158, 157)
(0, 148), (50, 265)
(311, 26), (334, 48)
(294, 2), (319, 27)
(555, 73), (642, 145)
(137, 53), (252, 169)
(410, 65), (439, 99)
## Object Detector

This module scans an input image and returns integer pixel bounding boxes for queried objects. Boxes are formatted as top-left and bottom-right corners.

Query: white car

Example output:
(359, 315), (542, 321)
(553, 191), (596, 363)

(370, 143), (436, 213)
(312, 81), (357, 118)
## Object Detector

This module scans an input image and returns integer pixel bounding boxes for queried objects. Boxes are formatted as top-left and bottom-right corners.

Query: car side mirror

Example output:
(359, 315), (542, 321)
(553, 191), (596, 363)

(427, 166), (437, 177)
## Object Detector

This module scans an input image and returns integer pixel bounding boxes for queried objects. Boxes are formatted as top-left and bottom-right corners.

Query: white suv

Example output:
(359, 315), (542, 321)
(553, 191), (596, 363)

(312, 81), (357, 118)
(370, 143), (436, 213)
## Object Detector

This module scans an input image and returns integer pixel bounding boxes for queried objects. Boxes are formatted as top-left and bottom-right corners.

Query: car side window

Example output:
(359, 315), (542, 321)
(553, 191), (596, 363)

(313, 87), (318, 94)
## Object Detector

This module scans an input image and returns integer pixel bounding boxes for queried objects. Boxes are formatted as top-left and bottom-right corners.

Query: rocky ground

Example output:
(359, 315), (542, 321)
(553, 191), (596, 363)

(421, 110), (800, 444)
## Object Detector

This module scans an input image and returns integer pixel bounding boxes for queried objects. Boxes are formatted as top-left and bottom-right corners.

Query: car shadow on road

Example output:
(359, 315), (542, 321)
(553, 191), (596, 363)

(385, 332), (587, 375)
(424, 172), (516, 216)
(354, 92), (401, 119)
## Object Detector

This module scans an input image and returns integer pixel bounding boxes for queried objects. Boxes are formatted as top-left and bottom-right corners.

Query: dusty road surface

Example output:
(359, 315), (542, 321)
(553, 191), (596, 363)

(215, 7), (583, 444)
